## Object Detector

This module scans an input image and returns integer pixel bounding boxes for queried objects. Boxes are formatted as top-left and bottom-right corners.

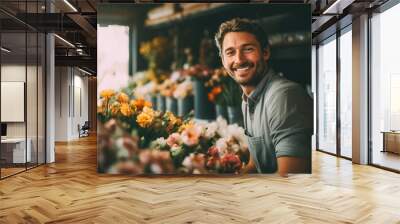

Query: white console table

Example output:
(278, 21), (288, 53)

(1, 138), (32, 163)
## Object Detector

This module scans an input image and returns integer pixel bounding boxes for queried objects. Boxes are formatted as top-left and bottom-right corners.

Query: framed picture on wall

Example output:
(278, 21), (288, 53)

(97, 3), (313, 176)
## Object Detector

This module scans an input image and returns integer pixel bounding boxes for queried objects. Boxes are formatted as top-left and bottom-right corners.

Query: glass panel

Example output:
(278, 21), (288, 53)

(38, 32), (45, 165)
(371, 3), (400, 171)
(1, 30), (27, 177)
(27, 30), (38, 169)
(312, 45), (317, 150)
(317, 36), (337, 154)
(339, 28), (352, 158)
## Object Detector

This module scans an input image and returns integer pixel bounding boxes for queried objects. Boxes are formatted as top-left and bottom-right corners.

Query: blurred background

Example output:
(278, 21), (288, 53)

(97, 3), (311, 93)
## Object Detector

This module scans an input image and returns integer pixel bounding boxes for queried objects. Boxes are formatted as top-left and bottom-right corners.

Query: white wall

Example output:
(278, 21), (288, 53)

(55, 66), (89, 141)
(55, 67), (69, 141)
(1, 65), (26, 138)
(1, 63), (46, 164)
(1, 65), (39, 138)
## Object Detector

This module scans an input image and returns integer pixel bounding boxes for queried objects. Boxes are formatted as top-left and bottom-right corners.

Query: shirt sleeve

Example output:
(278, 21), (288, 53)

(267, 82), (313, 159)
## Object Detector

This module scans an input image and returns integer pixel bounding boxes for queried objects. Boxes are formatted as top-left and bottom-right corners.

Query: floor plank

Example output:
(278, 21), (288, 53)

(0, 135), (400, 223)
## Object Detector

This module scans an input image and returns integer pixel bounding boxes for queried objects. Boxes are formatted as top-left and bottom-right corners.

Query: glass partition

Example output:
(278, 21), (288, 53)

(317, 35), (337, 155)
(1, 29), (28, 178)
(0, 1), (46, 179)
(371, 3), (400, 171)
(339, 27), (352, 158)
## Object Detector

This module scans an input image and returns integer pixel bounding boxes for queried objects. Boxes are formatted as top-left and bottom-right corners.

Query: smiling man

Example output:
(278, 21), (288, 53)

(215, 18), (313, 176)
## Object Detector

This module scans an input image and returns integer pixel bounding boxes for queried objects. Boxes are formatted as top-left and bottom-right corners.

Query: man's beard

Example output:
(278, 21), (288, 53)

(229, 59), (268, 87)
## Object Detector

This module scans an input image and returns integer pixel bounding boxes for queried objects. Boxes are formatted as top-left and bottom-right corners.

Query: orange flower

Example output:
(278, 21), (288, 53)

(208, 92), (215, 102)
(137, 112), (153, 128)
(110, 102), (120, 116)
(178, 120), (194, 133)
(211, 86), (222, 95)
(165, 112), (182, 132)
(100, 89), (115, 100)
(117, 92), (129, 103)
(120, 103), (132, 116)
(168, 112), (182, 127)
(132, 98), (152, 111)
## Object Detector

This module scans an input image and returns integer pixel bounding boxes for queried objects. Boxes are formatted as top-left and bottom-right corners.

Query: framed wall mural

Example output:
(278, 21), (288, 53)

(97, 3), (312, 175)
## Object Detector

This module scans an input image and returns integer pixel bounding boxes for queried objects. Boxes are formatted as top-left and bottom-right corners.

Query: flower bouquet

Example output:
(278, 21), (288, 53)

(98, 89), (183, 148)
(149, 117), (249, 174)
(98, 89), (249, 175)
(99, 118), (175, 175)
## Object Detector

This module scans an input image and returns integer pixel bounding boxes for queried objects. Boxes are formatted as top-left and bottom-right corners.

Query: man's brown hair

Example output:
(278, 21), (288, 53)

(215, 18), (269, 56)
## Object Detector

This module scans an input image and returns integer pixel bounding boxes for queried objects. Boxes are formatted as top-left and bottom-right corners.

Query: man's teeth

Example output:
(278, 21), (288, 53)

(236, 67), (249, 71)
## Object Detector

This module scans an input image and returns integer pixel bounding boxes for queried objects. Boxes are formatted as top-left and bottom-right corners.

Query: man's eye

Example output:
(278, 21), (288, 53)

(225, 51), (234, 56)
(243, 47), (254, 52)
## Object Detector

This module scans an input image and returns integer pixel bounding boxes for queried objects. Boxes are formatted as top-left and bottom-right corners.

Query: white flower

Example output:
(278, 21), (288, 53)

(151, 164), (162, 174)
(135, 82), (156, 98)
(216, 117), (228, 137)
(182, 153), (205, 171)
(170, 144), (182, 153)
(204, 122), (218, 139)
(216, 138), (228, 156)
(182, 155), (193, 169)
(173, 79), (193, 99)
(115, 138), (129, 159)
(156, 137), (166, 145)
(170, 71), (181, 82)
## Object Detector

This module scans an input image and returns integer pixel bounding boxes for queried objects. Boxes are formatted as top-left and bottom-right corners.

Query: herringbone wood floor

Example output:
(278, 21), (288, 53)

(1, 135), (400, 224)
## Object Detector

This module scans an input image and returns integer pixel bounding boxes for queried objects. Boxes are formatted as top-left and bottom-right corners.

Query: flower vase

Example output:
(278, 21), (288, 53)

(157, 94), (166, 112)
(215, 104), (228, 121)
(150, 95), (158, 110)
(166, 96), (178, 115)
(144, 95), (158, 110)
(177, 96), (194, 117)
(227, 105), (243, 127)
(193, 80), (215, 120)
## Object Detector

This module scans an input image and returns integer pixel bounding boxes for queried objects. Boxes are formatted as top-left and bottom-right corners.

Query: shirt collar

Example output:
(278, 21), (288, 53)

(242, 68), (275, 105)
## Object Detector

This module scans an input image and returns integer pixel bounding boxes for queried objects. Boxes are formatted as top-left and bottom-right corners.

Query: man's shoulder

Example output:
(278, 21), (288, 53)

(265, 75), (306, 100)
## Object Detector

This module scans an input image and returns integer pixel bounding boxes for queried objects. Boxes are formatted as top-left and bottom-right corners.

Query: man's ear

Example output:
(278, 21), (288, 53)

(263, 47), (271, 62)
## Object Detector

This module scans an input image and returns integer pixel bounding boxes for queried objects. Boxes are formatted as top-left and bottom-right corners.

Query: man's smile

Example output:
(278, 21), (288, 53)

(232, 63), (254, 76)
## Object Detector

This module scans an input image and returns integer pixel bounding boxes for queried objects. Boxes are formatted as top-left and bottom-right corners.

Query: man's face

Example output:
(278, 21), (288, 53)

(221, 32), (270, 87)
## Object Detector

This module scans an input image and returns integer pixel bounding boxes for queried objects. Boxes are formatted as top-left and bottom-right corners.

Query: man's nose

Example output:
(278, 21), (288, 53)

(234, 50), (245, 64)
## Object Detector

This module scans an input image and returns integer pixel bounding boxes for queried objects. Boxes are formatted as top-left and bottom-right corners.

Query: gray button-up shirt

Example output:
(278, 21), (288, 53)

(242, 68), (313, 173)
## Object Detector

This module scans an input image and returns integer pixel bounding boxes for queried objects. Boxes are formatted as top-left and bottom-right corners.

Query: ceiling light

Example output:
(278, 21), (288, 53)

(54, 34), (75, 48)
(323, 0), (342, 15)
(322, 0), (354, 15)
(1, 47), (11, 53)
(63, 0), (78, 12)
(78, 67), (93, 76)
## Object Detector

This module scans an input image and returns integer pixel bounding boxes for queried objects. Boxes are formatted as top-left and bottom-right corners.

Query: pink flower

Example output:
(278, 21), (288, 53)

(181, 125), (201, 146)
(208, 146), (219, 158)
(206, 157), (220, 170)
(166, 133), (182, 147)
(221, 153), (242, 173)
